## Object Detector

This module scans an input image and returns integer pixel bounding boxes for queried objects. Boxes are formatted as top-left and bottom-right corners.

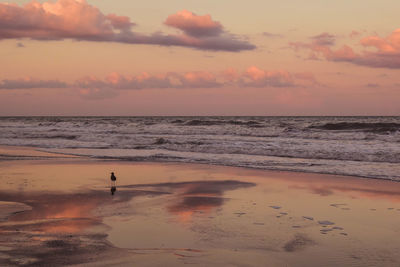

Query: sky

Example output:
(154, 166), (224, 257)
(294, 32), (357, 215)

(0, 0), (399, 115)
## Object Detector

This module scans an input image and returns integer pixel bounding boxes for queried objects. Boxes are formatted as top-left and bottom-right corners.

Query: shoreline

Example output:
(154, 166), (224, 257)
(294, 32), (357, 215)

(1, 145), (400, 266)
(1, 144), (398, 183)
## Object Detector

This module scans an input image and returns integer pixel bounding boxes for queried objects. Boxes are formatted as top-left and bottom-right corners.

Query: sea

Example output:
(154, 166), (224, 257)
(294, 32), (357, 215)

(0, 116), (399, 181)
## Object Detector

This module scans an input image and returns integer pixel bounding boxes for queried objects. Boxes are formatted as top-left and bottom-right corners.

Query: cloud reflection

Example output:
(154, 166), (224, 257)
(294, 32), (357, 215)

(0, 189), (167, 234)
(121, 180), (255, 222)
(0, 180), (254, 233)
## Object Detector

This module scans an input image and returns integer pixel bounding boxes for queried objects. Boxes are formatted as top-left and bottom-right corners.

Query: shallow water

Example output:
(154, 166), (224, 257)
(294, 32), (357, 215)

(1, 159), (399, 266)
(1, 116), (399, 180)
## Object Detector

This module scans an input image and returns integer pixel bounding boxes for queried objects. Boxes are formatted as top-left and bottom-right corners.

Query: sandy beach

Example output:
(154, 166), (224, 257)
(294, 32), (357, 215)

(0, 145), (399, 266)
(1, 0), (399, 264)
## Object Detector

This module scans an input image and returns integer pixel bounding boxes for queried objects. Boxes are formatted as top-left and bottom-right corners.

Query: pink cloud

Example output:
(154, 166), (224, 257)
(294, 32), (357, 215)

(75, 71), (221, 90)
(291, 29), (400, 69)
(183, 72), (220, 88)
(0, 67), (318, 100)
(164, 10), (222, 37)
(0, 0), (255, 52)
(0, 0), (127, 40)
(349, 30), (360, 38)
(322, 45), (357, 61)
(77, 68), (317, 90)
(221, 68), (239, 82)
(106, 14), (135, 30)
(241, 66), (317, 88)
(361, 29), (400, 53)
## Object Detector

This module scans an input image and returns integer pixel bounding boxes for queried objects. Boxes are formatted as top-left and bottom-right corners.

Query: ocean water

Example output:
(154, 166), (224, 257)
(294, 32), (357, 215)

(0, 116), (399, 181)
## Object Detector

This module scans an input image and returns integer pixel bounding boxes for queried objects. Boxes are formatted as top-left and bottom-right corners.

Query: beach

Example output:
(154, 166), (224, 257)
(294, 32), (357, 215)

(0, 145), (399, 266)
(1, 0), (399, 264)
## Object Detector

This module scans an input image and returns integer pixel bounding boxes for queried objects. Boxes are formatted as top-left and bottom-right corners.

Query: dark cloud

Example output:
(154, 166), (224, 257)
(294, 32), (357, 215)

(365, 83), (379, 88)
(310, 32), (336, 46)
(0, 78), (67, 89)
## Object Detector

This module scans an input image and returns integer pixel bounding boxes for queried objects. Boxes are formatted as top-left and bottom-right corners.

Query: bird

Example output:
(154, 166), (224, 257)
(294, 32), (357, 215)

(110, 172), (117, 186)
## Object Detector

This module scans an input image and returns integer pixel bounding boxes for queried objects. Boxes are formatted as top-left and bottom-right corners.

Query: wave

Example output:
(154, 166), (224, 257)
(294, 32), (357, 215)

(153, 137), (169, 145)
(180, 119), (262, 127)
(38, 147), (400, 181)
(1, 116), (400, 180)
(20, 134), (78, 140)
(311, 122), (400, 132)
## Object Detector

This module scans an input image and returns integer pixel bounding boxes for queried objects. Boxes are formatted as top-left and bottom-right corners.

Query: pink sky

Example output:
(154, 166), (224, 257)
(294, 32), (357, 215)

(0, 0), (399, 115)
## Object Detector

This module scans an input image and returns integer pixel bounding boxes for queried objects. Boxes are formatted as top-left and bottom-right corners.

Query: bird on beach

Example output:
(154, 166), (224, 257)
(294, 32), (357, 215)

(110, 172), (117, 195)
(110, 172), (117, 186)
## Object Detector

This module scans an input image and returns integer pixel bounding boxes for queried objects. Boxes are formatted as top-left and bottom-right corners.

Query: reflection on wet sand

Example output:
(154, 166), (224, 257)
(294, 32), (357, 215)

(0, 180), (254, 234)
(120, 180), (255, 222)
(0, 178), (256, 265)
(169, 181), (254, 223)
(111, 186), (116, 195)
(0, 188), (166, 234)
(287, 179), (400, 202)
(1, 160), (400, 266)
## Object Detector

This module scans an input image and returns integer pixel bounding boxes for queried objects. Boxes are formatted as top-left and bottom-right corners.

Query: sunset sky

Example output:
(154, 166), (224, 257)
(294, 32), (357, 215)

(0, 0), (399, 115)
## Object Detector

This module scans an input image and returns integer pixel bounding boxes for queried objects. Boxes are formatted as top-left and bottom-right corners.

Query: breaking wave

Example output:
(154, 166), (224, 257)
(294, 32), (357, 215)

(311, 122), (400, 132)
(1, 116), (399, 181)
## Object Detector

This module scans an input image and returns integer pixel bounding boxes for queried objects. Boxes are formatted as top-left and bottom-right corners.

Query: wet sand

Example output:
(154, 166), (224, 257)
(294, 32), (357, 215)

(0, 146), (400, 266)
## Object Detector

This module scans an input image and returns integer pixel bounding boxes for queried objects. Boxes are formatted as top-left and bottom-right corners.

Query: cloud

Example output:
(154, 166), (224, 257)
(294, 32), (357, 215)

(262, 32), (284, 38)
(75, 71), (221, 90)
(0, 0), (255, 52)
(161, 9), (255, 51)
(241, 66), (296, 87)
(0, 0), (130, 40)
(291, 29), (400, 69)
(164, 9), (222, 37)
(182, 71), (220, 88)
(240, 66), (318, 88)
(75, 67), (318, 90)
(310, 32), (336, 46)
(361, 30), (400, 53)
(0, 78), (67, 89)
(0, 67), (318, 101)
(349, 30), (361, 38)
(365, 83), (379, 88)
(221, 68), (239, 82)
